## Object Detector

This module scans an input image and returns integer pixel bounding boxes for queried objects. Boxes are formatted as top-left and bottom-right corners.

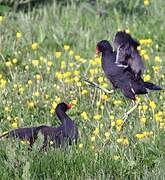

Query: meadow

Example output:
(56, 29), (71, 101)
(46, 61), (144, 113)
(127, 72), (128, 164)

(0, 0), (165, 179)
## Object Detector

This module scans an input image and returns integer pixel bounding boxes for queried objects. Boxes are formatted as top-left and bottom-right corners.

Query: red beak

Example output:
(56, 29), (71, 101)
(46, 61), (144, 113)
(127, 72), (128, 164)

(96, 47), (100, 56)
(67, 104), (72, 109)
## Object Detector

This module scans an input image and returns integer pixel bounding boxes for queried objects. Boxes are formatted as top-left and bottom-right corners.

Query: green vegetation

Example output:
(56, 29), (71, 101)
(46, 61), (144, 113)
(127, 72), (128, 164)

(0, 0), (165, 179)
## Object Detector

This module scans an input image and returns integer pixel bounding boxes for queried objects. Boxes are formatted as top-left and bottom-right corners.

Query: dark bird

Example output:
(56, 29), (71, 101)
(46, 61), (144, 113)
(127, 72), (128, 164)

(113, 31), (145, 78)
(0, 125), (47, 148)
(96, 40), (162, 100)
(0, 102), (78, 150)
(40, 102), (78, 149)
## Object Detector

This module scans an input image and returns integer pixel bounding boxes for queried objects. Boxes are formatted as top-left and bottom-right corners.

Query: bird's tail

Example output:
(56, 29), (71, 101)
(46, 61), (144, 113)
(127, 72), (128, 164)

(144, 82), (162, 90)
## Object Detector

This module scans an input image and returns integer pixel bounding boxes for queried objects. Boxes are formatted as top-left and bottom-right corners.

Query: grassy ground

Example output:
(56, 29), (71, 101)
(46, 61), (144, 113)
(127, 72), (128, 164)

(0, 0), (165, 179)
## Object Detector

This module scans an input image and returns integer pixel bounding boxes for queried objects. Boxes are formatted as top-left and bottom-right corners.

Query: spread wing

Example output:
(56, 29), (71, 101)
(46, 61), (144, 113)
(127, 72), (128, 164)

(113, 31), (145, 75)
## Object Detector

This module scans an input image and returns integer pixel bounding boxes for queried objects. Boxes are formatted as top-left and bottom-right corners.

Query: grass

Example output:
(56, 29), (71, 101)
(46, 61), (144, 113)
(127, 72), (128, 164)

(0, 0), (165, 179)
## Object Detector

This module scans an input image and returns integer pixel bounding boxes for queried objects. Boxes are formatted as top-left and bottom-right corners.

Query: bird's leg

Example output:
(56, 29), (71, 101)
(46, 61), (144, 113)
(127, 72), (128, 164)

(82, 78), (114, 94)
(121, 101), (139, 126)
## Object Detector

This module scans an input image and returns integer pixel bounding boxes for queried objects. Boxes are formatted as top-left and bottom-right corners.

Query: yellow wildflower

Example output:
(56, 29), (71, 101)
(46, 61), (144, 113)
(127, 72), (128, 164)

(113, 155), (120, 160)
(21, 140), (30, 145)
(79, 143), (83, 149)
(155, 56), (161, 63)
(149, 101), (156, 109)
(31, 42), (38, 50)
(143, 74), (150, 82)
(11, 122), (18, 129)
(93, 127), (99, 135)
(98, 77), (104, 83)
(47, 60), (53, 67)
(140, 117), (147, 124)
(50, 108), (55, 114)
(135, 133), (145, 139)
(49, 141), (54, 145)
(32, 59), (39, 66)
(16, 32), (22, 39)
(55, 51), (62, 58)
(12, 58), (18, 64)
(0, 16), (4, 22)
(74, 77), (79, 82)
(33, 91), (40, 97)
(142, 105), (148, 111)
(122, 138), (129, 145)
(69, 50), (74, 56)
(81, 112), (88, 120)
(143, 54), (149, 61)
(35, 74), (41, 80)
(81, 89), (88, 95)
(111, 121), (116, 127)
(75, 55), (81, 61)
(104, 132), (110, 139)
(5, 61), (12, 67)
(93, 114), (101, 121)
(91, 136), (96, 142)
(27, 80), (32, 86)
(27, 101), (35, 108)
(61, 61), (66, 69)
(64, 45), (70, 51)
(144, 0), (149, 6)
(116, 119), (123, 126)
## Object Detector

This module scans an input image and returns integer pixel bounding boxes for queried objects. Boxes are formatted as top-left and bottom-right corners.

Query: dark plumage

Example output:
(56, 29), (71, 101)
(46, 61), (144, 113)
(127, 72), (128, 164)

(0, 102), (78, 150)
(40, 102), (78, 149)
(113, 31), (144, 78)
(96, 40), (162, 100)
(0, 126), (46, 148)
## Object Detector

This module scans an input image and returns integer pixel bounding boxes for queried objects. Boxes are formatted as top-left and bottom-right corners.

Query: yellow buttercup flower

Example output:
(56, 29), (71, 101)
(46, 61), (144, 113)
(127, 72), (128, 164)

(49, 141), (54, 145)
(144, 0), (150, 6)
(5, 61), (12, 67)
(116, 119), (123, 126)
(69, 50), (74, 56)
(140, 117), (147, 124)
(28, 80), (33, 86)
(149, 101), (156, 109)
(12, 58), (18, 64)
(81, 111), (88, 120)
(91, 136), (96, 142)
(104, 132), (110, 139)
(32, 59), (39, 66)
(16, 32), (22, 39)
(0, 16), (4, 22)
(33, 91), (40, 97)
(93, 114), (101, 121)
(79, 143), (83, 149)
(135, 133), (145, 139)
(81, 89), (88, 95)
(11, 122), (18, 129)
(155, 56), (161, 63)
(93, 127), (99, 135)
(31, 42), (38, 50)
(55, 51), (62, 58)
(27, 101), (35, 108)
(113, 155), (120, 160)
(35, 74), (41, 80)
(143, 54), (149, 61)
(143, 74), (150, 82)
(21, 140), (30, 145)
(64, 45), (70, 51)
(47, 60), (53, 67)
(75, 55), (81, 61)
(111, 121), (116, 127)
